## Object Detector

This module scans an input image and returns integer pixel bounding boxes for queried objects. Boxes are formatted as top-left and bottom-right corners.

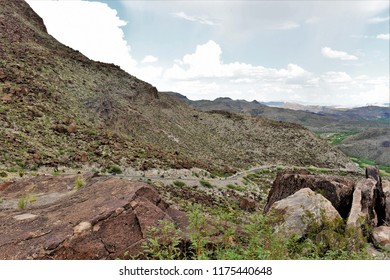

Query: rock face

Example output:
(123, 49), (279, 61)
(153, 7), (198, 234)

(365, 166), (386, 224)
(0, 175), (187, 260)
(268, 188), (341, 239)
(383, 180), (390, 224)
(372, 226), (390, 250)
(347, 178), (378, 229)
(264, 170), (354, 218)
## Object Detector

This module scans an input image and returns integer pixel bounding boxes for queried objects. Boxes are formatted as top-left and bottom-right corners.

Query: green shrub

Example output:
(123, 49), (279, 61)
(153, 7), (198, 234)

(199, 179), (213, 188)
(74, 176), (86, 190)
(142, 220), (183, 260)
(18, 196), (27, 210)
(287, 211), (369, 260)
(137, 205), (371, 260)
(107, 165), (122, 175)
(0, 171), (7, 177)
(17, 194), (37, 210)
(173, 180), (186, 187)
(226, 184), (245, 192)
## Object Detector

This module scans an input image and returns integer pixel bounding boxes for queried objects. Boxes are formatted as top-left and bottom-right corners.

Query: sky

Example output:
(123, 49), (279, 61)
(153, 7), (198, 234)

(26, 0), (390, 107)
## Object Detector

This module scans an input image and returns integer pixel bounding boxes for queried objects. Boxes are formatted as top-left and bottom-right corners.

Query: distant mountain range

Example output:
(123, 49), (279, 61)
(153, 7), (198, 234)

(165, 92), (389, 132)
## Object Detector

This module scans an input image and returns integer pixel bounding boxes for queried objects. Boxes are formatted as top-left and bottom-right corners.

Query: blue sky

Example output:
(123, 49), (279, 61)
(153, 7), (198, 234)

(26, 0), (389, 106)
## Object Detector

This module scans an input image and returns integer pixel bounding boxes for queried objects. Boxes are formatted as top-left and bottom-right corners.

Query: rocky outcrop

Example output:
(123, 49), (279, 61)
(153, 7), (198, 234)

(268, 188), (341, 239)
(372, 226), (390, 250)
(264, 170), (354, 218)
(366, 166), (386, 224)
(347, 178), (378, 229)
(0, 175), (187, 260)
(383, 180), (390, 224)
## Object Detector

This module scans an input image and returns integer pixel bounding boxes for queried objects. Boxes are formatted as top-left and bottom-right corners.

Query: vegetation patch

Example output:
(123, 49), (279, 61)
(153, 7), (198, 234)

(351, 156), (390, 176)
(17, 194), (38, 210)
(139, 204), (370, 260)
(107, 165), (122, 175)
(74, 176), (86, 190)
(199, 179), (214, 188)
(322, 131), (360, 145)
(173, 180), (186, 187)
(226, 184), (245, 192)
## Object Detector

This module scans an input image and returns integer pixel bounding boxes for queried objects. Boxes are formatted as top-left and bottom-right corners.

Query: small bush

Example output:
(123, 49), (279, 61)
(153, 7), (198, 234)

(173, 180), (186, 187)
(199, 179), (213, 188)
(0, 171), (7, 177)
(142, 220), (183, 260)
(226, 184), (245, 192)
(17, 194), (37, 210)
(107, 165), (122, 175)
(74, 176), (86, 190)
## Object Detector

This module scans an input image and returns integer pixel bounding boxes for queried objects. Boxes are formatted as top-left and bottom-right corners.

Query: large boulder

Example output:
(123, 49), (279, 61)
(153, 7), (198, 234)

(365, 166), (386, 225)
(383, 180), (390, 225)
(0, 174), (187, 259)
(264, 170), (355, 218)
(372, 226), (390, 250)
(366, 166), (381, 184)
(347, 178), (378, 229)
(267, 188), (341, 239)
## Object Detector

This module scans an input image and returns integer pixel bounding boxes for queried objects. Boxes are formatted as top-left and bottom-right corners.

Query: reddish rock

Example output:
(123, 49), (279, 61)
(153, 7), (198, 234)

(51, 124), (67, 134)
(1, 94), (12, 103)
(239, 197), (256, 212)
(0, 70), (6, 81)
(264, 170), (355, 218)
(67, 122), (77, 134)
(0, 175), (187, 259)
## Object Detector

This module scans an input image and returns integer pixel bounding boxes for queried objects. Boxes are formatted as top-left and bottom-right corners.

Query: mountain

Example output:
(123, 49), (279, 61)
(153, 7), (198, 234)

(0, 0), (351, 175)
(168, 93), (390, 132)
(164, 93), (390, 166)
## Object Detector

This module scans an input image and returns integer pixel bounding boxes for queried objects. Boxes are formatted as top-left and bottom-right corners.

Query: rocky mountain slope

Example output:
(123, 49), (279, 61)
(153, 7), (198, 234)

(0, 0), (350, 174)
(165, 93), (390, 166)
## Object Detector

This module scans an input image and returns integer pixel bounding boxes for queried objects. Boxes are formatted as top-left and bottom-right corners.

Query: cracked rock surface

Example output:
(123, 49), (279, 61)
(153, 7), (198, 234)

(0, 174), (187, 259)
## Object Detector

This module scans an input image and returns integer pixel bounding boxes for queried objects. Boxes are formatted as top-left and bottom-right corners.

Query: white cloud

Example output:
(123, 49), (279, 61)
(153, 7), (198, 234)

(172, 11), (217, 26)
(161, 40), (388, 106)
(26, 0), (137, 73)
(368, 16), (390, 23)
(377, 33), (390, 40)
(142, 55), (159, 63)
(321, 47), (358, 61)
(164, 40), (312, 83)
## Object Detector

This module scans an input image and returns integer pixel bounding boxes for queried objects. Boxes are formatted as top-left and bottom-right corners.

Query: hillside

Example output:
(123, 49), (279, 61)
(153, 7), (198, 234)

(338, 128), (390, 166)
(0, 0), (351, 176)
(165, 93), (390, 166)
